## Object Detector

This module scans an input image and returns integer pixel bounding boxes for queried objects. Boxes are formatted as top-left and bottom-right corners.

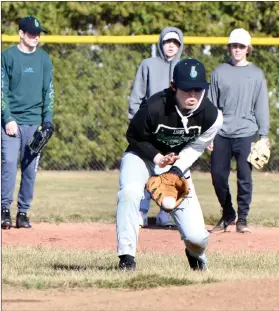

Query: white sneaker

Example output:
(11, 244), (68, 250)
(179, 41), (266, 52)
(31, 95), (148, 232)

(139, 211), (148, 228)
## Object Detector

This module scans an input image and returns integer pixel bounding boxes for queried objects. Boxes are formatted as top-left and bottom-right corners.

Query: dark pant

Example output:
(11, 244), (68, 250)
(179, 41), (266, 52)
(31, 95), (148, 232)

(210, 134), (257, 220)
(1, 124), (40, 213)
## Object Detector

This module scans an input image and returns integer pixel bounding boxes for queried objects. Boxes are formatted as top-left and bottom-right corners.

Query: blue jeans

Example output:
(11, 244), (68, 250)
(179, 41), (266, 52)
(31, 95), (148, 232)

(116, 152), (209, 266)
(1, 124), (40, 213)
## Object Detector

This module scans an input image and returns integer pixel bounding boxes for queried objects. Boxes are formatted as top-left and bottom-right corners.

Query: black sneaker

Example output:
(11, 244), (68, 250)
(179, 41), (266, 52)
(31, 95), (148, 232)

(1, 209), (12, 229)
(236, 218), (251, 233)
(119, 255), (136, 271)
(210, 214), (236, 233)
(185, 248), (208, 271)
(16, 212), (32, 228)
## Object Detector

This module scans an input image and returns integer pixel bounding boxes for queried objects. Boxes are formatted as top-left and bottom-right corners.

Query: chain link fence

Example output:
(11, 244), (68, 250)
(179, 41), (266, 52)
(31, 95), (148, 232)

(2, 42), (279, 171)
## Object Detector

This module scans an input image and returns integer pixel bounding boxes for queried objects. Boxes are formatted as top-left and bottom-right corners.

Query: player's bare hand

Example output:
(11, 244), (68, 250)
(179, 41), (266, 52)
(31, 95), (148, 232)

(261, 137), (270, 148)
(5, 121), (18, 136)
(207, 142), (214, 151)
(158, 152), (180, 168)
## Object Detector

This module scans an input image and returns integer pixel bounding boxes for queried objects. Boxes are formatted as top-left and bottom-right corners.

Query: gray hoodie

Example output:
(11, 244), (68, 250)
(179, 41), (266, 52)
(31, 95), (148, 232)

(128, 27), (184, 120)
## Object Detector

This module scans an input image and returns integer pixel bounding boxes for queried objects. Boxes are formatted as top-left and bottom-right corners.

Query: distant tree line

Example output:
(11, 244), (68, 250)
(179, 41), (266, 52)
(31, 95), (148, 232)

(2, 2), (279, 171)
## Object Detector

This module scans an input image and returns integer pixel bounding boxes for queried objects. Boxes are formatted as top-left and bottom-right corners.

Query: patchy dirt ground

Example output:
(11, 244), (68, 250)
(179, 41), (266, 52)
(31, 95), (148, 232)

(2, 222), (279, 311)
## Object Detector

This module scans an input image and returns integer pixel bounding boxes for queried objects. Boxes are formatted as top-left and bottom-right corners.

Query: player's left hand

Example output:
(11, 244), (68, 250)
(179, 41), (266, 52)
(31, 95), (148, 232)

(146, 170), (190, 212)
(42, 121), (54, 131)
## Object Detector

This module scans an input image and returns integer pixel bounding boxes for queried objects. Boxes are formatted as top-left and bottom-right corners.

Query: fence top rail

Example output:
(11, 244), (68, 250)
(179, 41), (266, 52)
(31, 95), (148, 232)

(2, 34), (279, 45)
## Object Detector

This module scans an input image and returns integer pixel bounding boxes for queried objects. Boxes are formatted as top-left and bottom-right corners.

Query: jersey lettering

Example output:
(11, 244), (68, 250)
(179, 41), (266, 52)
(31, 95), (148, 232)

(154, 124), (201, 148)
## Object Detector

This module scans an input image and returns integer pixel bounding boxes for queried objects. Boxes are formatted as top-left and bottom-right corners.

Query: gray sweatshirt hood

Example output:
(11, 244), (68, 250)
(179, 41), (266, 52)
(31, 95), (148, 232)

(128, 27), (184, 119)
(157, 27), (184, 62)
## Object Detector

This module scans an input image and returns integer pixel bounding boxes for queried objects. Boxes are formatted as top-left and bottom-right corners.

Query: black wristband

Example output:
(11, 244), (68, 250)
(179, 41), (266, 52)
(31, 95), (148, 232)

(168, 166), (183, 177)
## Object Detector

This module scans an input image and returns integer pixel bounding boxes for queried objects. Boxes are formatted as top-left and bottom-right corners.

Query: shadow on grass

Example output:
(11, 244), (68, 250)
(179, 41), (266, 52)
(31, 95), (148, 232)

(52, 264), (88, 271)
(52, 263), (118, 271)
(94, 264), (118, 271)
(95, 273), (219, 289)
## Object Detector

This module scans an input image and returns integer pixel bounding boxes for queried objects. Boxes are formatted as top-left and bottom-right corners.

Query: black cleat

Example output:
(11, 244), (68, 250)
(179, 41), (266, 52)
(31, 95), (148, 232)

(16, 212), (32, 229)
(119, 255), (136, 271)
(210, 214), (236, 233)
(1, 209), (12, 229)
(236, 218), (251, 233)
(185, 248), (208, 271)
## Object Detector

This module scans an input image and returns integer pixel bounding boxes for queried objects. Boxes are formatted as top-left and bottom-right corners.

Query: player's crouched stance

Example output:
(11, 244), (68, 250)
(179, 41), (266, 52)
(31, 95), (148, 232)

(116, 58), (223, 271)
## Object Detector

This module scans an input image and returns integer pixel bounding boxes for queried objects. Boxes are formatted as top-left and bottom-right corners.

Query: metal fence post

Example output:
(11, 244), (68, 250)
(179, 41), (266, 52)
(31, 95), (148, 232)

(151, 43), (156, 57)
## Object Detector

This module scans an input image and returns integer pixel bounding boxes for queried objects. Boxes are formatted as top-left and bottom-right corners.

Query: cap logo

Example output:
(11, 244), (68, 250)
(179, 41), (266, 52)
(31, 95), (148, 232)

(190, 66), (198, 78)
(34, 19), (40, 27)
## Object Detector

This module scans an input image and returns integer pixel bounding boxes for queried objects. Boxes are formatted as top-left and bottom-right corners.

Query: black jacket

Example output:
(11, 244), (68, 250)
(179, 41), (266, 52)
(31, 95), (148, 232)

(126, 88), (221, 165)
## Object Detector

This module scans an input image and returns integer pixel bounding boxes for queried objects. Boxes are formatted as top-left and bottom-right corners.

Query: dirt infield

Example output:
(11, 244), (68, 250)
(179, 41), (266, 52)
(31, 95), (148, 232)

(2, 222), (279, 253)
(2, 222), (279, 311)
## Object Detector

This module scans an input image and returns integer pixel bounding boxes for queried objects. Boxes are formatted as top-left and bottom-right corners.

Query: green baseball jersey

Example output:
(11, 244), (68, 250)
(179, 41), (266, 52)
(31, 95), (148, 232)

(1, 45), (54, 125)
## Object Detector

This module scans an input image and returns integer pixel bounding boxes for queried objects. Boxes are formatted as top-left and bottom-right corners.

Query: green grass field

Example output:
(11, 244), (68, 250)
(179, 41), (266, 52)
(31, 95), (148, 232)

(10, 170), (279, 227)
(4, 170), (279, 291)
(3, 246), (279, 290)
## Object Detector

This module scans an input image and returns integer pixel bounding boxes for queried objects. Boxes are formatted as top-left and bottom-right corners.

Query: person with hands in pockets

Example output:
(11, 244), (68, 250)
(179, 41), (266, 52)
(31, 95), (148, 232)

(128, 26), (184, 228)
(1, 16), (54, 229)
(116, 58), (223, 271)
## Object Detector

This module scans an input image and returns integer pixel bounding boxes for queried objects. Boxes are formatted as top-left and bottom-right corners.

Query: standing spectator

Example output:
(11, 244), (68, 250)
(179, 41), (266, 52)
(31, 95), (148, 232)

(128, 26), (184, 227)
(208, 28), (270, 233)
(1, 16), (54, 229)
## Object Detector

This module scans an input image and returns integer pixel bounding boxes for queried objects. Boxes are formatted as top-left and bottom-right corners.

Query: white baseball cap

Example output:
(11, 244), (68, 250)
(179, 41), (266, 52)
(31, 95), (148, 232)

(163, 31), (181, 44)
(228, 28), (251, 46)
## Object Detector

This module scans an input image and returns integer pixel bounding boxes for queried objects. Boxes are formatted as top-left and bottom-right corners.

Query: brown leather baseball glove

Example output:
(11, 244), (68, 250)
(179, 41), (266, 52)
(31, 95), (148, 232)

(146, 171), (190, 212)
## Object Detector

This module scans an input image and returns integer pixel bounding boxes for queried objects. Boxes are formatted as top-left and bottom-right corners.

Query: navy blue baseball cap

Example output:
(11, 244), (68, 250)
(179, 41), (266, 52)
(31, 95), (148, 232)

(19, 16), (47, 34)
(173, 58), (209, 91)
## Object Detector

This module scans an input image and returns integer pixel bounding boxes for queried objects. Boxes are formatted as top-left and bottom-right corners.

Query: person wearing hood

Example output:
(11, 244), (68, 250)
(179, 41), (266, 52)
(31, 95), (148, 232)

(128, 27), (184, 228)
(117, 58), (223, 271)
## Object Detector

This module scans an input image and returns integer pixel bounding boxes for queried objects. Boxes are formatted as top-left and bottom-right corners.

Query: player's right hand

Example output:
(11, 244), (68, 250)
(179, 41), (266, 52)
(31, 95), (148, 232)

(5, 121), (18, 136)
(154, 152), (180, 168)
(207, 142), (214, 151)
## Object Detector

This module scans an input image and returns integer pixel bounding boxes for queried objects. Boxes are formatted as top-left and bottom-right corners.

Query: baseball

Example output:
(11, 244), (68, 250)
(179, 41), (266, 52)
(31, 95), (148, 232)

(162, 196), (176, 211)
